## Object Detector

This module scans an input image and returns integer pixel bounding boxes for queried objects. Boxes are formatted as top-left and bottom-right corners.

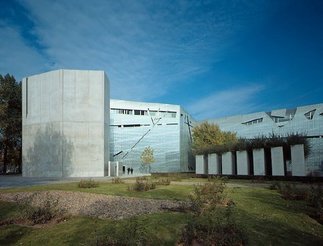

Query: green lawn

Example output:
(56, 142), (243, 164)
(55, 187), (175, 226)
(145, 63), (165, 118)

(0, 179), (322, 245)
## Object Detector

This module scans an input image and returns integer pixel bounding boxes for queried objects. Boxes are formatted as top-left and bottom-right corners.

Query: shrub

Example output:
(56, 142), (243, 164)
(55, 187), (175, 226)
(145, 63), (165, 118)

(277, 183), (306, 200)
(306, 184), (323, 222)
(111, 177), (124, 184)
(19, 193), (66, 225)
(128, 177), (156, 192)
(99, 217), (158, 245)
(189, 177), (231, 215)
(154, 178), (171, 186)
(180, 207), (247, 246)
(269, 182), (282, 190)
(78, 179), (99, 188)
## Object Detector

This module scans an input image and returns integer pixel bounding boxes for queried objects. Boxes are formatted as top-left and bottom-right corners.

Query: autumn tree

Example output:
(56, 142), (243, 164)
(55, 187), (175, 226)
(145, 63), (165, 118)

(192, 122), (237, 153)
(0, 74), (22, 174)
(140, 146), (155, 173)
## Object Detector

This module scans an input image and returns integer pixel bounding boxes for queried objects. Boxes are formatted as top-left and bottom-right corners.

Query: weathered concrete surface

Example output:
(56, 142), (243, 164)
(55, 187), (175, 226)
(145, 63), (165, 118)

(222, 152), (235, 175)
(271, 147), (285, 176)
(195, 155), (207, 174)
(22, 70), (110, 177)
(208, 153), (220, 175)
(291, 144), (306, 176)
(236, 150), (249, 175)
(253, 148), (266, 176)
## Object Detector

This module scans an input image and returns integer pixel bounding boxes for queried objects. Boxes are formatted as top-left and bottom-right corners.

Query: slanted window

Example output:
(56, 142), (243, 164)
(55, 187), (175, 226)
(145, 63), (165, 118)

(304, 109), (316, 120)
(242, 118), (263, 125)
(111, 108), (132, 115)
(134, 110), (147, 115)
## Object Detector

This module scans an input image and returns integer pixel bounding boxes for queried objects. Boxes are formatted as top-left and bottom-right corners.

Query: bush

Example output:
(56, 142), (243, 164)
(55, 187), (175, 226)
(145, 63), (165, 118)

(78, 179), (99, 188)
(306, 184), (323, 222)
(111, 177), (124, 184)
(269, 182), (282, 190)
(128, 177), (156, 192)
(278, 183), (307, 201)
(180, 207), (247, 246)
(99, 217), (158, 245)
(153, 178), (171, 186)
(189, 177), (231, 215)
(19, 193), (66, 225)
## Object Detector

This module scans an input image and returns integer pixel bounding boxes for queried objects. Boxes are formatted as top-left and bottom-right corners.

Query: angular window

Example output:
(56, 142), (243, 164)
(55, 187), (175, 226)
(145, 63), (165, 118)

(242, 118), (263, 125)
(304, 109), (316, 120)
(134, 110), (147, 115)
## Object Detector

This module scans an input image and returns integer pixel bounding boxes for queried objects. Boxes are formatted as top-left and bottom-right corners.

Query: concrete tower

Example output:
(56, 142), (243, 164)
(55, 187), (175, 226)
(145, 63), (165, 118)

(22, 69), (110, 177)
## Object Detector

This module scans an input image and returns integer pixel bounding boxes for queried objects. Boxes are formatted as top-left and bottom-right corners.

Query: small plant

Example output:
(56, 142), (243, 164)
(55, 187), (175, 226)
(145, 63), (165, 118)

(19, 193), (66, 225)
(78, 179), (99, 188)
(269, 182), (282, 190)
(128, 177), (156, 192)
(306, 184), (323, 222)
(111, 177), (124, 184)
(154, 178), (171, 186)
(99, 217), (158, 245)
(189, 177), (230, 215)
(180, 207), (247, 246)
(278, 183), (306, 200)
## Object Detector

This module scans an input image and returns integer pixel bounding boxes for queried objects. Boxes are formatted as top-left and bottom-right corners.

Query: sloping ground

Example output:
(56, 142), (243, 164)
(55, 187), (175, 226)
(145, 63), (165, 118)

(0, 191), (184, 220)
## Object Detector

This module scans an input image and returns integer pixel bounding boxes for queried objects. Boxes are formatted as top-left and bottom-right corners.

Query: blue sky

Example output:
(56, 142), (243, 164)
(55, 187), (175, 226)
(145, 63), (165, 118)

(0, 0), (322, 120)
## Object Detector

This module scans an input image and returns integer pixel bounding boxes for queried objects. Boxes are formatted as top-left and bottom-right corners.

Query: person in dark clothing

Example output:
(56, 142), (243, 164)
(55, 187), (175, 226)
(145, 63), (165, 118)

(130, 168), (133, 174)
(127, 167), (130, 175)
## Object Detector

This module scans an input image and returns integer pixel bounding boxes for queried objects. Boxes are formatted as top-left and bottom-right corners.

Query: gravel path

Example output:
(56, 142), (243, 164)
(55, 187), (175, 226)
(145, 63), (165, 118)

(0, 191), (185, 220)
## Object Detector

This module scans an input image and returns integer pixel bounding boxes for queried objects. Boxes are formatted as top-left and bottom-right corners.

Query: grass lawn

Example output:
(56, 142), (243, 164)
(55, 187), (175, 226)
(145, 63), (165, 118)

(0, 178), (322, 245)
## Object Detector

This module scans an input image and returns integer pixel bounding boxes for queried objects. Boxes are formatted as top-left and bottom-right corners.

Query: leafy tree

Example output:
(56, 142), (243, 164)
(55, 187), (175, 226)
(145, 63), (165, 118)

(192, 122), (237, 153)
(0, 74), (22, 174)
(140, 146), (155, 173)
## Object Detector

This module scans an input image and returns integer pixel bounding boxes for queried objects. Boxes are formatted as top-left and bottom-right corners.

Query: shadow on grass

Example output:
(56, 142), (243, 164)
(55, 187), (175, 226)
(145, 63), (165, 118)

(0, 225), (32, 245)
(234, 207), (323, 245)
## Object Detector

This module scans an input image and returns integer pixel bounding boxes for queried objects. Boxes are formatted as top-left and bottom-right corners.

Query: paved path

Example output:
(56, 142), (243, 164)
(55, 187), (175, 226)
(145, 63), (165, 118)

(0, 174), (150, 189)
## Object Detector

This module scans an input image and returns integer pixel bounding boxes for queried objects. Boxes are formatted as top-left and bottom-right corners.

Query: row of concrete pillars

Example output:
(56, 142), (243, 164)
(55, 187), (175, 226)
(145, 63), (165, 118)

(195, 144), (306, 177)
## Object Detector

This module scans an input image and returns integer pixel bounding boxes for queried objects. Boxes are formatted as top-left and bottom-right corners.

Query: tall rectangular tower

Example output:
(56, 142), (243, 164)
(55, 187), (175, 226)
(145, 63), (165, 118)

(22, 69), (109, 177)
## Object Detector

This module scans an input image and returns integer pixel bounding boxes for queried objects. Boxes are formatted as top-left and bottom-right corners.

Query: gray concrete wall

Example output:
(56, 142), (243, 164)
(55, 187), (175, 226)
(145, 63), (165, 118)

(271, 147), (285, 176)
(208, 153), (220, 175)
(236, 150), (249, 175)
(253, 148), (266, 176)
(22, 69), (109, 177)
(222, 152), (234, 175)
(196, 155), (207, 174)
(291, 144), (306, 176)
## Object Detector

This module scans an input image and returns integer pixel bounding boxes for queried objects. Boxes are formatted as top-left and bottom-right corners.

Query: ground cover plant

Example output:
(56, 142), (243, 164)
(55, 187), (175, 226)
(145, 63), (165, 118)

(78, 179), (99, 188)
(0, 177), (323, 245)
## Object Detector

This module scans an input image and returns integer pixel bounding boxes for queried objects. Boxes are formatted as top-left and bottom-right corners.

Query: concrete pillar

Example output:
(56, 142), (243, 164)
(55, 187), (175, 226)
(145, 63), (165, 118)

(271, 147), (285, 176)
(236, 150), (250, 175)
(196, 155), (207, 174)
(208, 153), (220, 175)
(253, 148), (266, 176)
(291, 144), (306, 176)
(222, 152), (234, 175)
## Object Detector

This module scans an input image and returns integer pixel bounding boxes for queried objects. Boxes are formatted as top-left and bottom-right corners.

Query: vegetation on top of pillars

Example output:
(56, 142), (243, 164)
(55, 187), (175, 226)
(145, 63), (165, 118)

(192, 122), (238, 155)
(192, 122), (310, 157)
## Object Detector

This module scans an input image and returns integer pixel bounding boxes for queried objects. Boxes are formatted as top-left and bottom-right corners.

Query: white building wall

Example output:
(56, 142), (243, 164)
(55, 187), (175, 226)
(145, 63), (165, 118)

(22, 69), (109, 177)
